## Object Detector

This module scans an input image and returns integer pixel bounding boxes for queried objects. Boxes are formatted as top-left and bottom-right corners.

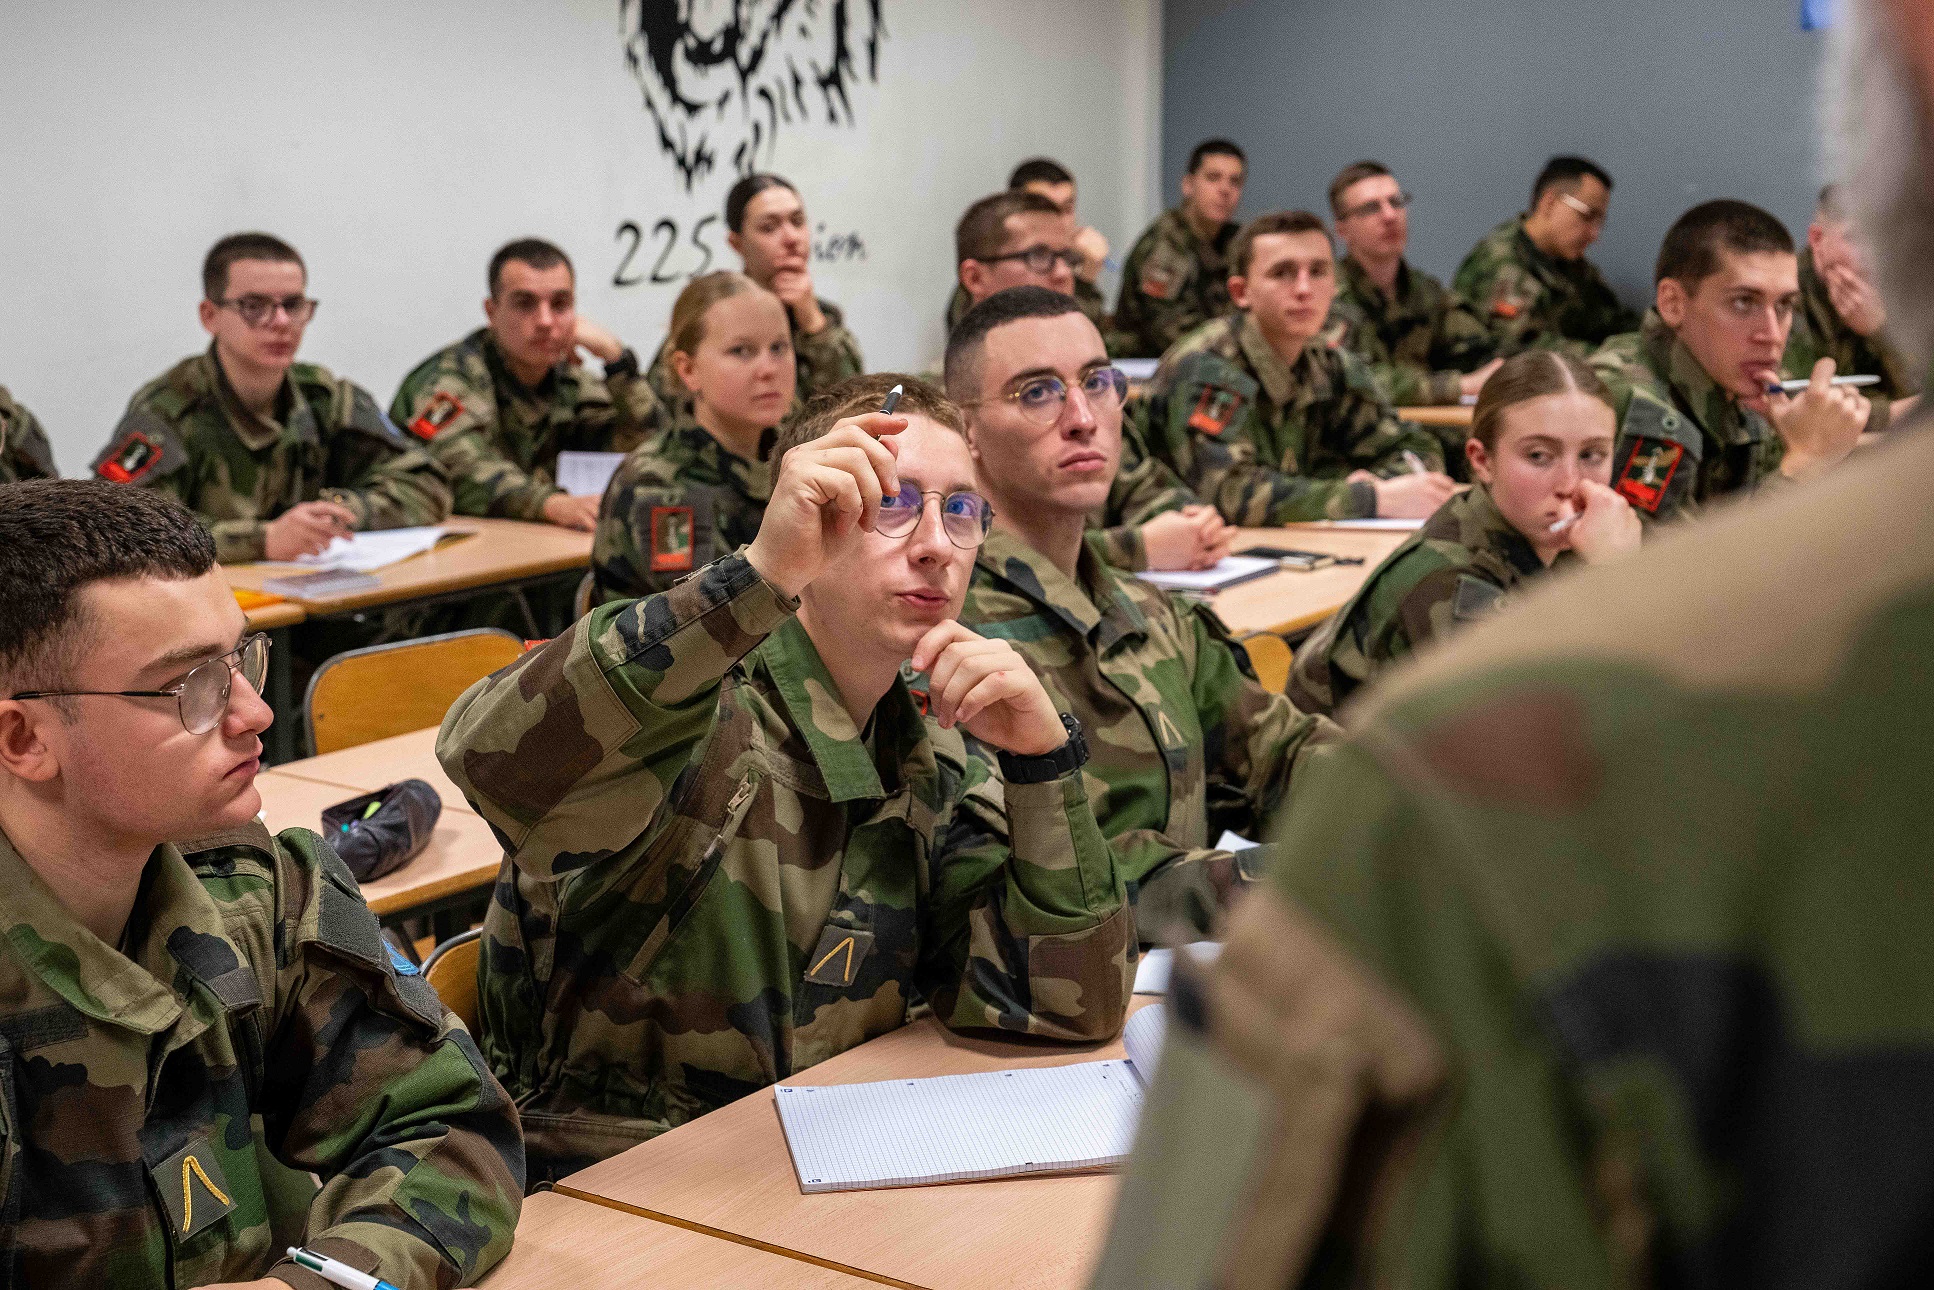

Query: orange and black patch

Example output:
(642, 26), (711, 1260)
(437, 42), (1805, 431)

(1615, 439), (1683, 514)
(1139, 261), (1177, 300)
(96, 431), (162, 483)
(649, 505), (695, 572)
(408, 391), (465, 441)
(1188, 387), (1243, 437)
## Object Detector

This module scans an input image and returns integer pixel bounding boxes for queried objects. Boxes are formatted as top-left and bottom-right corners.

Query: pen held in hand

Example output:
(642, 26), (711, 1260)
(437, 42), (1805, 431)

(1766, 374), (1881, 395)
(880, 383), (904, 416)
(1401, 450), (1427, 475)
(1548, 514), (1580, 535)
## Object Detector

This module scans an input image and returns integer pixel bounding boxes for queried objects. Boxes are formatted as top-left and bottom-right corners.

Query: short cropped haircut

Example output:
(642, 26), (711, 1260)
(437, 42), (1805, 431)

(488, 238), (572, 297)
(726, 173), (799, 233)
(0, 481), (218, 701)
(1654, 199), (1794, 288)
(1230, 210), (1332, 277)
(955, 190), (1063, 265)
(1009, 157), (1073, 189)
(203, 232), (304, 301)
(1469, 350), (1613, 453)
(1187, 138), (1246, 174)
(943, 286), (1088, 403)
(1327, 160), (1393, 217)
(772, 374), (965, 464)
(1531, 156), (1613, 207)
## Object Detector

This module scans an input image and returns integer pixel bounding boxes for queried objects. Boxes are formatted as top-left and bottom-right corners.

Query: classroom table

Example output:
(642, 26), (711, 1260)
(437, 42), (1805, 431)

(1209, 524), (1413, 638)
(1397, 404), (1475, 429)
(556, 999), (1158, 1290)
(479, 1190), (880, 1289)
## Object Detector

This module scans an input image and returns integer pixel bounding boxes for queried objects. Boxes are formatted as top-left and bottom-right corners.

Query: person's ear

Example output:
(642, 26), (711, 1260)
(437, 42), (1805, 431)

(727, 230), (745, 261)
(0, 703), (60, 786)
(959, 260), (990, 300)
(197, 298), (220, 336)
(1465, 436), (1495, 485)
(482, 294), (499, 327)
(671, 349), (701, 395)
(1656, 276), (1689, 329)
(1227, 273), (1252, 311)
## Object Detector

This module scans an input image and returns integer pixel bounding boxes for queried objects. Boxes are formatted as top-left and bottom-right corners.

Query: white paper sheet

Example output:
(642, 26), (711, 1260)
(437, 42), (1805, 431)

(1214, 829), (1260, 853)
(1121, 1002), (1168, 1084)
(288, 526), (446, 573)
(1114, 358), (1160, 380)
(1135, 555), (1279, 593)
(1133, 942), (1224, 995)
(556, 450), (626, 498)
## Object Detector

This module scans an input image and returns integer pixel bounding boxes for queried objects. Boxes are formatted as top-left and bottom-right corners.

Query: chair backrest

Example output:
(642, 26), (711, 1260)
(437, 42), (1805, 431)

(573, 570), (595, 622)
(304, 628), (525, 755)
(1240, 631), (1294, 694)
(422, 928), (483, 1033)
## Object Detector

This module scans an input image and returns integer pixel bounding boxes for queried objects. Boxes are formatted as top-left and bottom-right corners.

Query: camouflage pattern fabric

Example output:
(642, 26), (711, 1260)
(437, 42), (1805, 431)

(1288, 482), (1566, 717)
(643, 295), (864, 420)
(437, 552), (1132, 1181)
(1328, 255), (1497, 408)
(1142, 313), (1444, 523)
(1784, 247), (1922, 432)
(589, 408), (772, 605)
(1113, 207), (1239, 359)
(390, 328), (663, 521)
(1453, 215), (1639, 358)
(1086, 407), (1198, 571)
(96, 349), (451, 564)
(0, 821), (522, 1288)
(0, 384), (56, 483)
(956, 528), (1337, 942)
(945, 278), (1117, 351)
(1591, 311), (1786, 525)
(1095, 417), (1934, 1289)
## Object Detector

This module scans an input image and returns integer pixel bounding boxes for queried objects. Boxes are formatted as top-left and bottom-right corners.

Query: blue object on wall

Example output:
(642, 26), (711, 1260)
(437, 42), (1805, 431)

(1802, 0), (1837, 31)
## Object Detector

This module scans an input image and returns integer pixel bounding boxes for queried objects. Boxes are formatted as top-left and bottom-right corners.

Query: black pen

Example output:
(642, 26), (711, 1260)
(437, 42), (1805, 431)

(881, 383), (903, 416)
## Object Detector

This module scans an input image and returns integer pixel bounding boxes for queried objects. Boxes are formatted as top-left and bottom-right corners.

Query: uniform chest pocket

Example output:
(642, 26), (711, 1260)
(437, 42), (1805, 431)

(617, 771), (762, 987)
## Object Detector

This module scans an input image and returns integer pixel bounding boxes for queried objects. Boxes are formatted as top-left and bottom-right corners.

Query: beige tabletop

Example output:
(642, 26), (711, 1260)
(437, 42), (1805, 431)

(268, 725), (470, 817)
(240, 599), (306, 631)
(480, 1190), (881, 1289)
(1397, 404), (1475, 429)
(221, 518), (592, 615)
(1209, 524), (1413, 638)
(557, 999), (1157, 1290)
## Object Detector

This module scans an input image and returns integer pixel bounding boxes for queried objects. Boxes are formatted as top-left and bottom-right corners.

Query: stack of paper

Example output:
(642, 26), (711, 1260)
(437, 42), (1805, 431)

(287, 526), (448, 573)
(1136, 555), (1280, 593)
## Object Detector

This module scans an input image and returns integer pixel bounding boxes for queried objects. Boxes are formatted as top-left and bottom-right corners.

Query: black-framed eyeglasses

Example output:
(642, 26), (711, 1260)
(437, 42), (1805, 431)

(216, 295), (319, 327)
(9, 633), (270, 735)
(967, 366), (1128, 428)
(875, 486), (995, 549)
(1339, 191), (1412, 221)
(981, 245), (1084, 275)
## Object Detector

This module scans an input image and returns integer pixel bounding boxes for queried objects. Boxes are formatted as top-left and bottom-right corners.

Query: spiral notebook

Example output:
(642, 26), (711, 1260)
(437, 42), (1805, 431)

(774, 1004), (1169, 1193)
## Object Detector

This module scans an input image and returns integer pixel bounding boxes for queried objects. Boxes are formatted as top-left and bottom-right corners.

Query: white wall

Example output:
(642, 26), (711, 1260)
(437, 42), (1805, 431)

(0, 0), (1160, 475)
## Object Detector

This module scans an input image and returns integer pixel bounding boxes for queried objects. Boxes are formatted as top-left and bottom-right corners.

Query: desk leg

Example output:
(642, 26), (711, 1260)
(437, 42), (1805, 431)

(262, 626), (298, 766)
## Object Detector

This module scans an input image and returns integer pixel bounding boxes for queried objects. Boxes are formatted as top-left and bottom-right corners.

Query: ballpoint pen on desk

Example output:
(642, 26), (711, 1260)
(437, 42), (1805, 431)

(286, 1247), (401, 1290)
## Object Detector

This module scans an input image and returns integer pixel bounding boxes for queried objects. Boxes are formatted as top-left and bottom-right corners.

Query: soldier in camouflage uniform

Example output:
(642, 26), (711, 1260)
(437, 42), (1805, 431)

(439, 376), (1130, 1180)
(0, 384), (56, 482)
(1143, 212), (1456, 524)
(0, 481), (521, 1287)
(645, 174), (864, 417)
(1325, 161), (1499, 415)
(944, 289), (1336, 942)
(1590, 202), (1867, 525)
(1454, 155), (1640, 357)
(1289, 351), (1640, 717)
(392, 238), (663, 531)
(1784, 186), (1921, 430)
(96, 234), (450, 564)
(1114, 140), (1247, 357)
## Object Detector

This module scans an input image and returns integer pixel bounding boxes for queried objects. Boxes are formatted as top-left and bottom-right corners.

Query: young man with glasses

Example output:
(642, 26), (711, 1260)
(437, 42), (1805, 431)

(392, 238), (664, 534)
(1116, 138), (1248, 358)
(1454, 155), (1639, 359)
(0, 384), (56, 483)
(437, 374), (1129, 1181)
(96, 233), (450, 564)
(0, 480), (523, 1287)
(1326, 161), (1500, 420)
(944, 287), (1338, 944)
(949, 189), (1085, 327)
(1144, 212), (1457, 523)
(945, 163), (1116, 345)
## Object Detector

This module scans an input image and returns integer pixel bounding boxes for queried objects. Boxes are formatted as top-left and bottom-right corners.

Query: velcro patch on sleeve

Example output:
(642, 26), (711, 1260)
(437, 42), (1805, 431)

(1450, 575), (1506, 622)
(408, 391), (465, 441)
(649, 505), (695, 572)
(1614, 438), (1683, 513)
(1188, 387), (1244, 437)
(803, 925), (876, 988)
(96, 430), (163, 483)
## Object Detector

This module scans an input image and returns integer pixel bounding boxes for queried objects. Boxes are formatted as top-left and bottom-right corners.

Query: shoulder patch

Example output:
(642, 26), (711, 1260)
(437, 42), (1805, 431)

(650, 505), (695, 572)
(1139, 259), (1178, 300)
(92, 411), (187, 484)
(1450, 575), (1506, 622)
(1614, 438), (1684, 514)
(408, 390), (466, 441)
(1187, 386), (1245, 436)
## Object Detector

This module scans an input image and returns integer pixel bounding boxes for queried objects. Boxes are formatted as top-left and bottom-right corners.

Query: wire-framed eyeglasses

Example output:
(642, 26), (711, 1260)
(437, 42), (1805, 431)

(9, 633), (271, 735)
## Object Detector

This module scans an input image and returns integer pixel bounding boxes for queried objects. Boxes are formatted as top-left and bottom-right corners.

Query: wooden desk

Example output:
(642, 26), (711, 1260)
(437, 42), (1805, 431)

(1397, 405), (1474, 429)
(557, 1001), (1157, 1290)
(269, 726), (470, 820)
(481, 1191), (878, 1289)
(1212, 525), (1412, 638)
(242, 599), (305, 631)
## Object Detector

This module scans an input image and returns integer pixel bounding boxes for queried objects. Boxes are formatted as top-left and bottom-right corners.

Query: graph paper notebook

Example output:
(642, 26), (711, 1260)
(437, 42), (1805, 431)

(775, 1005), (1170, 1194)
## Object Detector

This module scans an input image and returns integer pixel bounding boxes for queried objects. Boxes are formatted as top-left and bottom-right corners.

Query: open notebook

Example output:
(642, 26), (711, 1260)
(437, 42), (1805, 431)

(774, 1005), (1169, 1193)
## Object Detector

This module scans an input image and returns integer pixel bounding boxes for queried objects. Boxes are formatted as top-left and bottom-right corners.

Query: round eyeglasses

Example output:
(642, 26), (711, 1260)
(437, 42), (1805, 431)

(970, 366), (1128, 428)
(9, 633), (271, 735)
(874, 486), (995, 549)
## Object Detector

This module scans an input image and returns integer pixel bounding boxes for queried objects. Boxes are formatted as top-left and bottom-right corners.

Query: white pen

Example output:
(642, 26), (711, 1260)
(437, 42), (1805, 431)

(1548, 514), (1580, 535)
(1769, 374), (1881, 394)
(1401, 450), (1427, 475)
(286, 1246), (401, 1290)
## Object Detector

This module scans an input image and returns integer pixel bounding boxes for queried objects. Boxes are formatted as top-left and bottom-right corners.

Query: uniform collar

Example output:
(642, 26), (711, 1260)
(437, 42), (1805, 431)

(202, 345), (304, 452)
(481, 328), (566, 406)
(1339, 254), (1414, 315)
(1639, 310), (1768, 448)
(975, 527), (1149, 651)
(1164, 206), (1235, 257)
(0, 827), (253, 1037)
(762, 617), (932, 803)
(665, 411), (777, 495)
(1237, 312), (1321, 408)
(1439, 483), (1546, 579)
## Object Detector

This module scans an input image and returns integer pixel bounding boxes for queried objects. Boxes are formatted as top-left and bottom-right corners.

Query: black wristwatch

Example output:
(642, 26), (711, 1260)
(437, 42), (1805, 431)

(997, 714), (1089, 784)
(604, 347), (641, 380)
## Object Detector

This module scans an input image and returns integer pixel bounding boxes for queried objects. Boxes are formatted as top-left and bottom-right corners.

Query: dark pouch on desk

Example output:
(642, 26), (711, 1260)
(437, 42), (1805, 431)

(321, 779), (441, 882)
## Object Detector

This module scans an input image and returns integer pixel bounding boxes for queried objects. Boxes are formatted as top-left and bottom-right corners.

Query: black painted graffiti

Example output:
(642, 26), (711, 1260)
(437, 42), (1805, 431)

(620, 0), (887, 191)
(613, 217), (867, 287)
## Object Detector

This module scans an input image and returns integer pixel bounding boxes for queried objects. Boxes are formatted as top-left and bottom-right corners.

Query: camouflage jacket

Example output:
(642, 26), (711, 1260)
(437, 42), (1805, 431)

(1453, 216), (1639, 357)
(1114, 208), (1239, 358)
(644, 295), (864, 419)
(958, 529), (1337, 942)
(1288, 483), (1568, 717)
(1087, 407), (1199, 571)
(1328, 255), (1496, 407)
(1142, 313), (1443, 523)
(946, 278), (1115, 349)
(1591, 311), (1786, 524)
(97, 350), (451, 564)
(1784, 248), (1921, 432)
(0, 822), (521, 1289)
(438, 553), (1132, 1180)
(589, 409), (772, 605)
(391, 328), (663, 521)
(1096, 415), (1934, 1290)
(0, 385), (55, 483)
